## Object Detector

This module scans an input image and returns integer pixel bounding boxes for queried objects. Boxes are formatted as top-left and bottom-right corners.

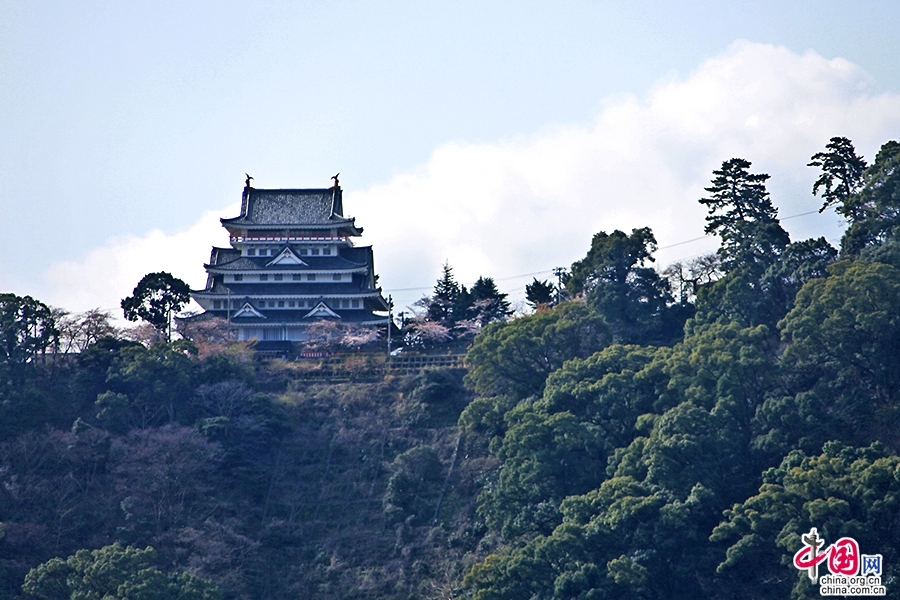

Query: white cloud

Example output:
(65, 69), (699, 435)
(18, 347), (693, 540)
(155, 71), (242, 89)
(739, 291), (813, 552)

(353, 41), (900, 308)
(42, 205), (236, 316)
(39, 41), (900, 314)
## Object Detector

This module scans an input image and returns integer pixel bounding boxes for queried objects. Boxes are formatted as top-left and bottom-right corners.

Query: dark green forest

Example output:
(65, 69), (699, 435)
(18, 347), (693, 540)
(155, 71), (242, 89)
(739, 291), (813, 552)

(2, 137), (900, 599)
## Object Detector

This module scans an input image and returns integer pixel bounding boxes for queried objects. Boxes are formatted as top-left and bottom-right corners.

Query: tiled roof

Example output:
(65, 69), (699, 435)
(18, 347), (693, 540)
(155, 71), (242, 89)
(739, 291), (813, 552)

(222, 187), (354, 227)
(210, 247), (240, 264)
(207, 254), (367, 271)
(344, 246), (374, 265)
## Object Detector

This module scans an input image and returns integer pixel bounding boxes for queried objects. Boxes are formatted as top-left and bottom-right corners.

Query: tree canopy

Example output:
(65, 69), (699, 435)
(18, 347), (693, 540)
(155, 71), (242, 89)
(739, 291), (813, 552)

(809, 136), (867, 217)
(525, 278), (555, 309)
(460, 139), (899, 600)
(566, 228), (687, 344)
(22, 543), (221, 600)
(121, 272), (191, 342)
(0, 293), (58, 367)
(700, 158), (790, 271)
(838, 140), (900, 255)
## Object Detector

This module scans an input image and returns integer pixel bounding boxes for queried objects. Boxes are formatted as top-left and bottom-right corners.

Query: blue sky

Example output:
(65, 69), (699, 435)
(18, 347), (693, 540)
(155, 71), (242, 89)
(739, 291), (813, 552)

(3, 1), (900, 314)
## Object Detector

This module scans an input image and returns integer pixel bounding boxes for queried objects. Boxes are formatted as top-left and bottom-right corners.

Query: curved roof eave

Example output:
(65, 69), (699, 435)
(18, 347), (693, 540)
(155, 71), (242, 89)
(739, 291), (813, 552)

(220, 216), (358, 227)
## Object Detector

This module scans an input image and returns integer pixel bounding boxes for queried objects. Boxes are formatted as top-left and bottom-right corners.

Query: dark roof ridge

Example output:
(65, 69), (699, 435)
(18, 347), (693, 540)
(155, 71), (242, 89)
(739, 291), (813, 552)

(223, 186), (353, 227)
(247, 187), (333, 193)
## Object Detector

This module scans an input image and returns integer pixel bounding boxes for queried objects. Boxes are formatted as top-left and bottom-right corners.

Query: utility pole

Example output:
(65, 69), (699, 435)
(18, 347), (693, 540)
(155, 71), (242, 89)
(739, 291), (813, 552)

(386, 295), (393, 355)
(552, 267), (566, 306)
(227, 288), (234, 342)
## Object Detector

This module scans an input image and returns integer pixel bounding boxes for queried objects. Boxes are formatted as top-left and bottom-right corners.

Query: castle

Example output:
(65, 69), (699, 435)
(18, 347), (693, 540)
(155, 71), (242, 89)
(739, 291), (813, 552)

(191, 178), (390, 351)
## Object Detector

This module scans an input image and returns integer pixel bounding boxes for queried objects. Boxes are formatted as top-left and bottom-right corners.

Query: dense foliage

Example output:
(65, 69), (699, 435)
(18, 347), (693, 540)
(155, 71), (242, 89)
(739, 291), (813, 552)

(0, 333), (484, 599)
(3, 137), (900, 599)
(405, 263), (512, 347)
(460, 140), (900, 599)
(121, 272), (191, 342)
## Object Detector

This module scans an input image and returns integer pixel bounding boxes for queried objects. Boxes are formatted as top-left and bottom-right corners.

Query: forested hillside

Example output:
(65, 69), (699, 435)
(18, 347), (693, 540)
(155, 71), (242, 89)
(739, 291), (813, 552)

(2, 137), (900, 599)
(460, 138), (900, 599)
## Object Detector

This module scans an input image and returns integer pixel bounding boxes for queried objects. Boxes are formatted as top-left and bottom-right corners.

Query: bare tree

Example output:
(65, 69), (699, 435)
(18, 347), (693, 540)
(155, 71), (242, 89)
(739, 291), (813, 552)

(176, 314), (236, 358)
(54, 308), (119, 354)
(120, 322), (165, 346)
(111, 425), (222, 539)
(195, 381), (253, 419)
(662, 254), (722, 303)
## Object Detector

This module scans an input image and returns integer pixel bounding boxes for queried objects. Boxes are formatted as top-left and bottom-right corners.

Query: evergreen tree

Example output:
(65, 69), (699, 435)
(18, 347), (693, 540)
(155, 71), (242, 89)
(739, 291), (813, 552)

(23, 543), (221, 599)
(524, 278), (555, 309)
(809, 136), (867, 218)
(567, 228), (683, 344)
(426, 262), (461, 324)
(700, 158), (789, 272)
(469, 276), (511, 325)
(694, 159), (797, 329)
(0, 293), (58, 368)
(453, 283), (474, 324)
(839, 140), (900, 255)
(121, 272), (191, 342)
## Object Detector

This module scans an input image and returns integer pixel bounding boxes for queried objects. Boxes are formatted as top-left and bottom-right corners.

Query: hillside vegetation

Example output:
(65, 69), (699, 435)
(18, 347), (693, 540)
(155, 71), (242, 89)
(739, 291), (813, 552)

(3, 137), (900, 599)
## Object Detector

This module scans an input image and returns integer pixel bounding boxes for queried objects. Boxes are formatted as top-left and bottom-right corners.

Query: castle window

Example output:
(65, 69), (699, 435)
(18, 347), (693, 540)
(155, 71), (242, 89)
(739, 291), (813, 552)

(333, 274), (342, 281)
(213, 300), (221, 309)
(260, 274), (268, 281)
(247, 248), (256, 256)
(234, 274), (243, 282)
(311, 248), (320, 255)
(308, 274), (316, 281)
(259, 301), (266, 308)
(274, 274), (283, 281)
(341, 299), (349, 308)
(288, 301), (295, 307)
(278, 301), (285, 307)
(323, 248), (331, 255)
(292, 274), (302, 281)
(300, 249), (308, 256)
(351, 299), (359, 308)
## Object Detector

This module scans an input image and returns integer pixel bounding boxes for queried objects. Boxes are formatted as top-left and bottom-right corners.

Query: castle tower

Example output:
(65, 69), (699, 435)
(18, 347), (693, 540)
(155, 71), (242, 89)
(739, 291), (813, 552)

(191, 181), (390, 349)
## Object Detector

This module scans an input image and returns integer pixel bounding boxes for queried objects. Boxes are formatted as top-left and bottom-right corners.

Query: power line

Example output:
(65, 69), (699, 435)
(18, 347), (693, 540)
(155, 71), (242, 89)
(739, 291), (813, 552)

(657, 235), (711, 250)
(781, 209), (821, 221)
(494, 268), (555, 282)
(383, 208), (831, 295)
(384, 269), (556, 294)
(655, 209), (825, 250)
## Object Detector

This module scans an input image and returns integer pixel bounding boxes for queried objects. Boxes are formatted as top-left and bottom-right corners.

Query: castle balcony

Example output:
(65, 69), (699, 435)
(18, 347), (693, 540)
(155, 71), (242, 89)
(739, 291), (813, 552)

(231, 235), (350, 244)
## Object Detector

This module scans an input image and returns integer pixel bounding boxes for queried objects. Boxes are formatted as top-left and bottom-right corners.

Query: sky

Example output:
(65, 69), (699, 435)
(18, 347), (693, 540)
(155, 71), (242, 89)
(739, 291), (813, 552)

(3, 1), (900, 316)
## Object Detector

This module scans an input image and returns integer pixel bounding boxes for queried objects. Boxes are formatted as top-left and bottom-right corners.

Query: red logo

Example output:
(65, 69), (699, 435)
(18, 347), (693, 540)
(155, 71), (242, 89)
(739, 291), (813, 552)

(793, 528), (860, 582)
(828, 538), (859, 576)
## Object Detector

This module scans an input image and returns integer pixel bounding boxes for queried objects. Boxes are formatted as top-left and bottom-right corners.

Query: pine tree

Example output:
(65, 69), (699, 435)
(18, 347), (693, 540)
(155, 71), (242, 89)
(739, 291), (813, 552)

(426, 262), (461, 324)
(809, 136), (867, 219)
(525, 278), (555, 309)
(470, 277), (511, 325)
(700, 158), (789, 271)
